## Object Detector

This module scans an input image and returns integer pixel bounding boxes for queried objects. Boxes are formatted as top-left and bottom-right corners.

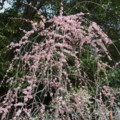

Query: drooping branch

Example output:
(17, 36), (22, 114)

(23, 0), (47, 19)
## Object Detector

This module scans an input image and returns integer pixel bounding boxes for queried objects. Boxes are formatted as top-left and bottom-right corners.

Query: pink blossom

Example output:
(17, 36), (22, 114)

(24, 97), (28, 102)
(16, 109), (22, 116)
(26, 86), (32, 91)
(14, 103), (24, 107)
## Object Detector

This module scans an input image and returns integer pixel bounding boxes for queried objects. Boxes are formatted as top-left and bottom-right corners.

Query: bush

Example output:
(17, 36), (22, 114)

(0, 3), (119, 120)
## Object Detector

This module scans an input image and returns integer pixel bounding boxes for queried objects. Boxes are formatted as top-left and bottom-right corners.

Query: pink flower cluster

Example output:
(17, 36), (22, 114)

(0, 3), (117, 120)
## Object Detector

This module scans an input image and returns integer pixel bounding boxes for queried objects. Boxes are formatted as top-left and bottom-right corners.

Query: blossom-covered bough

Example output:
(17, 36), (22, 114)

(0, 3), (118, 120)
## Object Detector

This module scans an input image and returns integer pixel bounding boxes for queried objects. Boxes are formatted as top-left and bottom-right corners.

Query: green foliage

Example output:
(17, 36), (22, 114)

(107, 67), (120, 88)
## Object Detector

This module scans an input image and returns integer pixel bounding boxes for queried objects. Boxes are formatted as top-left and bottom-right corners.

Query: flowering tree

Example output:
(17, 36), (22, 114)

(0, 3), (118, 120)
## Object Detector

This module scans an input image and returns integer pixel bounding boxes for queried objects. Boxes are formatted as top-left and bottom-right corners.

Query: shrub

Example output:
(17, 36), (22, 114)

(0, 3), (118, 120)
